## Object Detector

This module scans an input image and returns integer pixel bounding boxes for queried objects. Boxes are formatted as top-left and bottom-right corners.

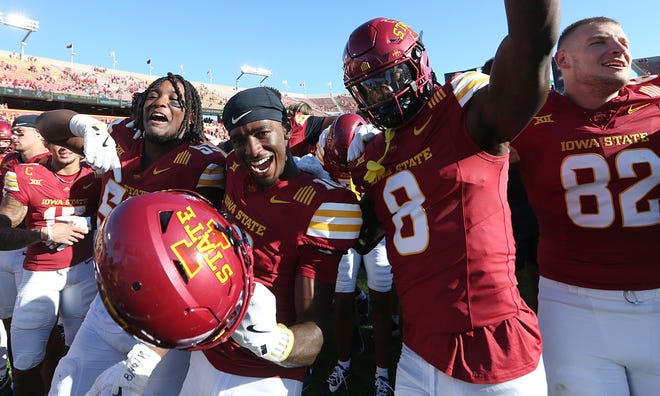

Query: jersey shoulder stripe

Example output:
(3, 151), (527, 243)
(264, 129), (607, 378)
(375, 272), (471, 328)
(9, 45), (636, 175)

(307, 202), (362, 239)
(3, 170), (18, 192)
(451, 71), (490, 107)
(196, 163), (225, 189)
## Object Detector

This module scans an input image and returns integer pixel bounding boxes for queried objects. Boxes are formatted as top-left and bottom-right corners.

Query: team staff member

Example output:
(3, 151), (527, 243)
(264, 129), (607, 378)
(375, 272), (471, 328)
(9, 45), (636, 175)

(343, 2), (559, 394)
(36, 73), (226, 396)
(0, 143), (101, 395)
(513, 17), (660, 395)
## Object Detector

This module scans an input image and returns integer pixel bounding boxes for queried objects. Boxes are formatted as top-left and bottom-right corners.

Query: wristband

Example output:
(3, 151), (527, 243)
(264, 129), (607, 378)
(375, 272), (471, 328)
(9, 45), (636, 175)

(40, 225), (52, 243)
(266, 324), (295, 365)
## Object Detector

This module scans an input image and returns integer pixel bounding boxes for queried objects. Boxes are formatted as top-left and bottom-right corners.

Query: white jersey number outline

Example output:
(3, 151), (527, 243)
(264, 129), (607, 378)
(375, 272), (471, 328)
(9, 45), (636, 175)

(561, 148), (659, 228)
(382, 170), (429, 255)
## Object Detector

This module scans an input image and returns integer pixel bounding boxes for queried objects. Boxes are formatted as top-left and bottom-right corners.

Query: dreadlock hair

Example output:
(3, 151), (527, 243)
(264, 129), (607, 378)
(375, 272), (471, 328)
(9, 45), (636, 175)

(134, 72), (206, 144)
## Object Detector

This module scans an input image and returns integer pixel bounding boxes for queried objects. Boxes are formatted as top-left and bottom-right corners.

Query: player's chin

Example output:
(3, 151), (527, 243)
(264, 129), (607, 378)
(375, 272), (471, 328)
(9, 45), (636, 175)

(252, 173), (278, 188)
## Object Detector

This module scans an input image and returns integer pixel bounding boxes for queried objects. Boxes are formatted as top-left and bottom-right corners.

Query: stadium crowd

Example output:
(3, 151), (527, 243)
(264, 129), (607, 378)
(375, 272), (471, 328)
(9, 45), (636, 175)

(0, 2), (659, 395)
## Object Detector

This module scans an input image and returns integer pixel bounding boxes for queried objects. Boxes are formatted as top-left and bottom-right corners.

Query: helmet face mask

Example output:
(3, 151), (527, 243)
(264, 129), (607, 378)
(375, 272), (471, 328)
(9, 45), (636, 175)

(95, 190), (254, 350)
(343, 18), (434, 130)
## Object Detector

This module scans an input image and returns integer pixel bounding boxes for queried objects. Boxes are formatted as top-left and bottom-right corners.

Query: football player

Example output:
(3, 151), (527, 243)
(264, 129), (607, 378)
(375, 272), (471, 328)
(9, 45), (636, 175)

(0, 143), (101, 395)
(342, 4), (559, 395)
(286, 100), (336, 157)
(0, 115), (50, 390)
(36, 73), (226, 396)
(512, 17), (660, 395)
(87, 86), (362, 396)
(0, 119), (12, 161)
(314, 114), (395, 395)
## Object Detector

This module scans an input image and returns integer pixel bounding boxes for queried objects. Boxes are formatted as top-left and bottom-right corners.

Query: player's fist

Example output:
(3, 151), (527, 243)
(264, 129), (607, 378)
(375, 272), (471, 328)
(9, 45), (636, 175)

(347, 124), (381, 162)
(230, 282), (295, 366)
(69, 114), (122, 182)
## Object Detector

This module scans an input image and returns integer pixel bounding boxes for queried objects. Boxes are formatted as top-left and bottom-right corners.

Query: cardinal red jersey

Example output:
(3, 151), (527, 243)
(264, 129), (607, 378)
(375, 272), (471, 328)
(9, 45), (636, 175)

(4, 160), (101, 271)
(204, 151), (362, 381)
(349, 72), (541, 384)
(513, 74), (660, 291)
(96, 119), (226, 225)
(1, 151), (50, 197)
(289, 113), (327, 157)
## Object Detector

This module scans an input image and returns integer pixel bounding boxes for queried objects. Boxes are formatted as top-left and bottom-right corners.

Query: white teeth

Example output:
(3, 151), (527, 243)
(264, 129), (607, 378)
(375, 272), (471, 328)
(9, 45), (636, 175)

(252, 157), (269, 166)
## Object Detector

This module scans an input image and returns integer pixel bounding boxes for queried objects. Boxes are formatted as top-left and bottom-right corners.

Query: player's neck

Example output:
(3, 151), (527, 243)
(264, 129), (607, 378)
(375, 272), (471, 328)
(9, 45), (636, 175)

(52, 160), (80, 176)
(19, 146), (48, 163)
(142, 140), (181, 169)
(563, 81), (622, 111)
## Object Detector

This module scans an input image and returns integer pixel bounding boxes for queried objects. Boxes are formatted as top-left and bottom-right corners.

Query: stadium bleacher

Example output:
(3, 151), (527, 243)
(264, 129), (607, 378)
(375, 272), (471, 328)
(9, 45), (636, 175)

(0, 49), (358, 139)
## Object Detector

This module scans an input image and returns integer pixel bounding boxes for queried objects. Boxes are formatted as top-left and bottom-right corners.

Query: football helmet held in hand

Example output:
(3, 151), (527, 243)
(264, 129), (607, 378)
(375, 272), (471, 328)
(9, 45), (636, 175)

(95, 190), (254, 350)
(343, 17), (435, 129)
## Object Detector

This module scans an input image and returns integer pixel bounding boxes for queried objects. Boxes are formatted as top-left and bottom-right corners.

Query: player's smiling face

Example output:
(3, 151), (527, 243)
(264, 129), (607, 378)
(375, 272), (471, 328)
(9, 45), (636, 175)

(142, 80), (187, 143)
(557, 22), (631, 90)
(229, 119), (291, 188)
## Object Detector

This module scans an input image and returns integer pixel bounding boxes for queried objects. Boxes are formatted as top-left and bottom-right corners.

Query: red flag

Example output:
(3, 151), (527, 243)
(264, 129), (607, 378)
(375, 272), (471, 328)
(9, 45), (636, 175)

(146, 58), (151, 65)
(66, 43), (73, 49)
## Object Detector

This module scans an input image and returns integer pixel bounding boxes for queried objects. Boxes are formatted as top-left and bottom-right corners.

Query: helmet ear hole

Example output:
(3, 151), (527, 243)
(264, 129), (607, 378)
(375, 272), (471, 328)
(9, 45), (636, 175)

(412, 45), (423, 60)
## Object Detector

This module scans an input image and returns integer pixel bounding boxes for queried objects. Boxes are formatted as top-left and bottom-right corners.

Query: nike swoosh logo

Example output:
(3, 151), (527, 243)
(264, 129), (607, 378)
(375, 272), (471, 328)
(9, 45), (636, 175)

(627, 103), (651, 114)
(231, 110), (252, 124)
(413, 116), (432, 136)
(82, 182), (95, 189)
(269, 195), (290, 204)
(246, 325), (270, 334)
(153, 167), (171, 175)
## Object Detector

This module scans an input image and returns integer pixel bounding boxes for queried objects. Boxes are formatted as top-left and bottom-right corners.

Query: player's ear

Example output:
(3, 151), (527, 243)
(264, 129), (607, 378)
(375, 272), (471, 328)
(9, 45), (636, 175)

(282, 119), (292, 141)
(554, 50), (568, 69)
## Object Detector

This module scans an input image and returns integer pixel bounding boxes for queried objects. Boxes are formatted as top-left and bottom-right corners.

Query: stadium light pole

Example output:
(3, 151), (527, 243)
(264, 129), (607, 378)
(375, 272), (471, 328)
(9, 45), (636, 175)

(0, 12), (40, 60)
(327, 81), (333, 97)
(235, 65), (272, 91)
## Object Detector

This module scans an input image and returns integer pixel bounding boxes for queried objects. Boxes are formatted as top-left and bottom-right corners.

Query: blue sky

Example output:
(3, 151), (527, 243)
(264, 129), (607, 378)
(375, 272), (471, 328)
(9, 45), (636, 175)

(1, 1), (657, 95)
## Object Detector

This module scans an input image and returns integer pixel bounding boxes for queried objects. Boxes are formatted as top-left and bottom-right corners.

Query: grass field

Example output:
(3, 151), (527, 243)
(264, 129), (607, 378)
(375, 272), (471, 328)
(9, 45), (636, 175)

(303, 266), (402, 396)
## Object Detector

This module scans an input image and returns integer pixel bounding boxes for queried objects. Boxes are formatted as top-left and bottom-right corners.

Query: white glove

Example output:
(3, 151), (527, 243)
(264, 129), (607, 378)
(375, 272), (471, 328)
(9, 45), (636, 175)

(55, 215), (92, 232)
(70, 114), (122, 183)
(231, 282), (295, 366)
(347, 124), (382, 162)
(85, 343), (161, 396)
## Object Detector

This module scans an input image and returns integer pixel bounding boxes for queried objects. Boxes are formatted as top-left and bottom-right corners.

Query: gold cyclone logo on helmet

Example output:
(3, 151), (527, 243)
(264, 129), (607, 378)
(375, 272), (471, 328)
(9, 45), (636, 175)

(94, 190), (254, 351)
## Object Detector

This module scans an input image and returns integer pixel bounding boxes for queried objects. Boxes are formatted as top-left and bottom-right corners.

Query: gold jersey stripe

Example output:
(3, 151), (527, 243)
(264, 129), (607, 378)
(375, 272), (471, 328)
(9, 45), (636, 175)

(452, 71), (489, 107)
(3, 171), (18, 192)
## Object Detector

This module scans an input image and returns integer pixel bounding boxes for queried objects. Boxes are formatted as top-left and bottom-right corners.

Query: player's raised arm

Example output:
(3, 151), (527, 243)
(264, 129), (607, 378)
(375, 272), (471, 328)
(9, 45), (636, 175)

(37, 109), (122, 181)
(469, 0), (561, 148)
(35, 109), (84, 152)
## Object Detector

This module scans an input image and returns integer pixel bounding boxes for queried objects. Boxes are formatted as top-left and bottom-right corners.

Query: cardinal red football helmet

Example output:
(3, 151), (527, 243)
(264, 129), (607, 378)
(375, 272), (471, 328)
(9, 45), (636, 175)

(95, 190), (254, 350)
(324, 113), (366, 174)
(0, 119), (12, 156)
(343, 18), (435, 130)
